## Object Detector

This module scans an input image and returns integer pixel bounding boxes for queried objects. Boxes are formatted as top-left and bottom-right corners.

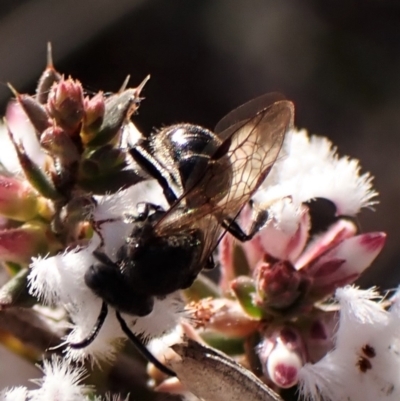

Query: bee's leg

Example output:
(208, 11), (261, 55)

(124, 202), (165, 223)
(69, 301), (108, 349)
(221, 208), (269, 242)
(129, 146), (178, 206)
(115, 311), (177, 377)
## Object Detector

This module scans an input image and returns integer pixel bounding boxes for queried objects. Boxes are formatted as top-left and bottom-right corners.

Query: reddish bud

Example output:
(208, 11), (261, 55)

(82, 93), (105, 134)
(0, 222), (60, 265)
(258, 326), (306, 388)
(47, 77), (84, 134)
(255, 258), (311, 312)
(40, 125), (79, 164)
(0, 175), (40, 221)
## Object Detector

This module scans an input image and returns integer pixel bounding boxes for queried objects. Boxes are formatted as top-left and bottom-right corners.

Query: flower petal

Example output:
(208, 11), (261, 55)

(303, 232), (385, 299)
(295, 218), (357, 270)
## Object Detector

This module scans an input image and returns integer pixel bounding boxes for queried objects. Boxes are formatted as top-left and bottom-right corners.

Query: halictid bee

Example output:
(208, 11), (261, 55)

(70, 93), (294, 376)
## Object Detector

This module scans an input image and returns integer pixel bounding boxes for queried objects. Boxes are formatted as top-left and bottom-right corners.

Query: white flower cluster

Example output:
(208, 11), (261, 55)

(254, 128), (378, 232)
(1, 108), (390, 401)
(0, 357), (124, 401)
(299, 286), (400, 401)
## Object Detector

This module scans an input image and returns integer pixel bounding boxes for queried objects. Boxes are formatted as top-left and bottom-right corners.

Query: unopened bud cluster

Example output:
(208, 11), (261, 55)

(0, 48), (148, 307)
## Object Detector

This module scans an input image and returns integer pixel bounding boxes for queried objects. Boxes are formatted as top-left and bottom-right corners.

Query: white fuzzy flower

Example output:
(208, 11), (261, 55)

(0, 387), (28, 401)
(299, 286), (400, 401)
(254, 128), (378, 230)
(0, 357), (125, 401)
(29, 356), (89, 401)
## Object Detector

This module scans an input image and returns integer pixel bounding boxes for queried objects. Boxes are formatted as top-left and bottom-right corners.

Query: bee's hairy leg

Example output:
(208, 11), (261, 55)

(115, 311), (177, 377)
(69, 301), (108, 349)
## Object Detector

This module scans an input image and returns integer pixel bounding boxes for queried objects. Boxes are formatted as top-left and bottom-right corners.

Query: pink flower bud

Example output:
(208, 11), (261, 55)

(258, 326), (306, 388)
(83, 93), (105, 132)
(0, 175), (40, 221)
(47, 78), (84, 134)
(305, 316), (337, 363)
(254, 258), (311, 312)
(0, 222), (60, 265)
(40, 125), (79, 164)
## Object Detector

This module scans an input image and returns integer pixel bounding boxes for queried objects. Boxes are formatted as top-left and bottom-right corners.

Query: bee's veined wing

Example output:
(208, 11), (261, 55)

(190, 97), (294, 265)
(213, 97), (294, 219)
(155, 95), (294, 256)
(214, 92), (287, 134)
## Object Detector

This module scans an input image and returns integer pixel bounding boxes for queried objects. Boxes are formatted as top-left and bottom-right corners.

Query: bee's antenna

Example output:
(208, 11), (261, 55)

(69, 301), (108, 349)
(115, 311), (176, 377)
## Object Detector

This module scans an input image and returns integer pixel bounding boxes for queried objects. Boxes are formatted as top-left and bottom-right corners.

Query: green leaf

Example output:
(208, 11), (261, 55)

(6, 125), (62, 200)
(231, 276), (263, 319)
(201, 332), (245, 355)
(0, 268), (38, 309)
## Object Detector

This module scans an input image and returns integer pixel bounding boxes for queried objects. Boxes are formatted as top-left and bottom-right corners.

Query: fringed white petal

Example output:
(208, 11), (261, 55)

(0, 387), (28, 401)
(259, 129), (378, 220)
(29, 356), (89, 401)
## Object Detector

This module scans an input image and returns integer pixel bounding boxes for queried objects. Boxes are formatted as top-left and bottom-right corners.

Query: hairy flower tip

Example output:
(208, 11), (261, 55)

(335, 286), (388, 326)
(29, 236), (101, 305)
(28, 235), (124, 363)
(259, 129), (378, 216)
(148, 324), (184, 357)
(94, 179), (167, 221)
(124, 291), (185, 342)
(298, 285), (400, 401)
(300, 305), (400, 401)
(30, 355), (89, 401)
(0, 387), (28, 401)
(298, 354), (345, 401)
(66, 294), (183, 364)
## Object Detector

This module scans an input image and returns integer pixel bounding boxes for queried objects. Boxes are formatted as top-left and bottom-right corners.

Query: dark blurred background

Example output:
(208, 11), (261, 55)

(0, 0), (399, 289)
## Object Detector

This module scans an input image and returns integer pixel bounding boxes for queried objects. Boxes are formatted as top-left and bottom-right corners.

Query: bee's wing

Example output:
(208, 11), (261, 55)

(156, 95), (294, 262)
(196, 97), (294, 264)
(213, 98), (294, 218)
(214, 92), (287, 134)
